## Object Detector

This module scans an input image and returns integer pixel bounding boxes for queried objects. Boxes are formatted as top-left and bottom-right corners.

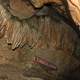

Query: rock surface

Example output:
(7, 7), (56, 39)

(0, 1), (80, 80)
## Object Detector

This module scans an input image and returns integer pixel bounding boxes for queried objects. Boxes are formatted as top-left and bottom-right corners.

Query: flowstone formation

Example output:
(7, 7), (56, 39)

(0, 0), (80, 80)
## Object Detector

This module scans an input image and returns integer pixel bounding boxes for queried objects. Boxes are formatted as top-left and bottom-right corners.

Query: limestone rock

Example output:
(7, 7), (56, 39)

(9, 0), (38, 19)
(67, 0), (80, 26)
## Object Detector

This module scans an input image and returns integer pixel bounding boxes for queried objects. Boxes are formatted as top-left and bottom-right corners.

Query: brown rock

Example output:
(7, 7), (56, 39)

(0, 2), (80, 80)
(9, 0), (38, 19)
(31, 0), (62, 8)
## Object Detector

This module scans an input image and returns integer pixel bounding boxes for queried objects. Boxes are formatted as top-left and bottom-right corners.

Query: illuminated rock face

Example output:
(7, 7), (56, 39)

(30, 0), (62, 8)
(67, 0), (80, 26)
(0, 0), (80, 80)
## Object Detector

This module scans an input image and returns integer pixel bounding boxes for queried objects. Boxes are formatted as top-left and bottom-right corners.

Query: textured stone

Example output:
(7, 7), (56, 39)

(67, 0), (80, 26)
(9, 0), (38, 19)
(0, 1), (80, 80)
(30, 0), (62, 8)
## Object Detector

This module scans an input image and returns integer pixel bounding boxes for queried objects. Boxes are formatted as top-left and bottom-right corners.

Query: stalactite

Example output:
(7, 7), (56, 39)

(0, 2), (78, 53)
(6, 19), (14, 44)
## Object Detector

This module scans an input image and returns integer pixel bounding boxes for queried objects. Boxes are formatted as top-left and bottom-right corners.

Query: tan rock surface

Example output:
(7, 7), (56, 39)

(0, 1), (80, 80)
(9, 0), (38, 19)
(31, 0), (62, 8)
(67, 0), (80, 26)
